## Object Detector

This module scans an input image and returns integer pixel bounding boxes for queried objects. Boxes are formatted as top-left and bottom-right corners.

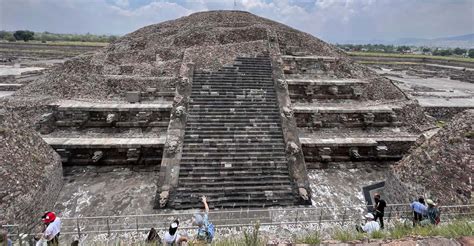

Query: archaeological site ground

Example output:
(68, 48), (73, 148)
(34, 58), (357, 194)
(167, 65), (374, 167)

(0, 11), (472, 244)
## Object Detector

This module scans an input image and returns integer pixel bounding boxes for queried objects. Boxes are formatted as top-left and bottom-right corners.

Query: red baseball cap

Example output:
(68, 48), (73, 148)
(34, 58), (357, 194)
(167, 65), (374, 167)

(42, 212), (56, 223)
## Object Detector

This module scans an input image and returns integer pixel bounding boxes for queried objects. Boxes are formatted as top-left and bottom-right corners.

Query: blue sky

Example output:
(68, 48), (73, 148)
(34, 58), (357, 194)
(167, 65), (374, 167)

(1, 0), (473, 43)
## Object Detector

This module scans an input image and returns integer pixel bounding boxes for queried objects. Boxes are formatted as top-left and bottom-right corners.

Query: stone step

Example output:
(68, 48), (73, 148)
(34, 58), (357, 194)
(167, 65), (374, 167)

(189, 101), (279, 106)
(189, 104), (278, 109)
(187, 108), (279, 113)
(179, 160), (288, 167)
(179, 174), (291, 181)
(182, 146), (285, 152)
(185, 129), (282, 134)
(183, 138), (285, 144)
(183, 142), (284, 148)
(177, 179), (292, 187)
(183, 152), (287, 158)
(187, 121), (280, 127)
(179, 166), (289, 173)
(191, 90), (276, 95)
(180, 156), (287, 162)
(187, 112), (280, 118)
(184, 120), (281, 125)
(185, 126), (281, 131)
(190, 96), (276, 101)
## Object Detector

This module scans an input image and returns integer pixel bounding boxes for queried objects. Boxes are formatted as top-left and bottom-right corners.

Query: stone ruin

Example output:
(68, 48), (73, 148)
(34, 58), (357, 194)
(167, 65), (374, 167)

(4, 11), (468, 229)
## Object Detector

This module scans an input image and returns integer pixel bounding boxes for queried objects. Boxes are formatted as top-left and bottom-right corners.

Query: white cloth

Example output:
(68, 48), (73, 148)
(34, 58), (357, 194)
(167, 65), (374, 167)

(35, 239), (47, 246)
(163, 232), (179, 245)
(362, 221), (380, 233)
(44, 217), (61, 240)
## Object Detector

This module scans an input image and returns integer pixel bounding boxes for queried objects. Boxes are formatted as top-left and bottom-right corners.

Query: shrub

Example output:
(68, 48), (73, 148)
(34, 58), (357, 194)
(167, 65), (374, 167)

(295, 231), (322, 244)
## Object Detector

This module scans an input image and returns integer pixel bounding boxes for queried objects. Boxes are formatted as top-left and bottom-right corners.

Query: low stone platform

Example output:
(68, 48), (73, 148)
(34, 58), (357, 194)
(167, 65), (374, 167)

(281, 55), (337, 61)
(0, 83), (23, 91)
(293, 103), (401, 129)
(38, 100), (173, 133)
(285, 78), (367, 85)
(43, 137), (165, 166)
(43, 137), (166, 148)
(300, 134), (417, 167)
(52, 100), (172, 111)
(285, 78), (367, 101)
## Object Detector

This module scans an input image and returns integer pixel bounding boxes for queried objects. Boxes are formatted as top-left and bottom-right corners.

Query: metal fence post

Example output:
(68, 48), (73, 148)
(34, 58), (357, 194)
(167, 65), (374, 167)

(295, 210), (299, 224)
(388, 206), (392, 224)
(107, 217), (111, 237)
(341, 208), (346, 226)
(318, 209), (322, 227)
(76, 218), (81, 240)
(136, 217), (139, 234)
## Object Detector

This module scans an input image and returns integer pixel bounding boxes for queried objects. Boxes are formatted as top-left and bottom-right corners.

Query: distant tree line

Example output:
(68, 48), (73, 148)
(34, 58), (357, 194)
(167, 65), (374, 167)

(337, 44), (474, 58)
(0, 30), (119, 43)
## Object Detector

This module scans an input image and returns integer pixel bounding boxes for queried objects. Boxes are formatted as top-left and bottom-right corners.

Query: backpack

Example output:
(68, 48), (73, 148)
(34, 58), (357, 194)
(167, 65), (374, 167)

(206, 223), (215, 242)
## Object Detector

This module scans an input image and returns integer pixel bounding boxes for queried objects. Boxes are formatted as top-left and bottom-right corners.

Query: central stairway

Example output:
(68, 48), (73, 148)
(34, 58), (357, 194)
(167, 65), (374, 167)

(170, 55), (298, 209)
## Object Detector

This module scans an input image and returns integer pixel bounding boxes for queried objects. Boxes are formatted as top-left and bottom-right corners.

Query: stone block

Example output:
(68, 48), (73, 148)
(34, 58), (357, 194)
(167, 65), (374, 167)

(376, 145), (388, 156)
(327, 85), (338, 95)
(126, 91), (141, 103)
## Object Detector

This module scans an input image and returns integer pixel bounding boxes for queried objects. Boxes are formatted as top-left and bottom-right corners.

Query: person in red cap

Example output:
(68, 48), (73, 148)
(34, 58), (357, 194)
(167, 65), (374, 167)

(41, 212), (61, 245)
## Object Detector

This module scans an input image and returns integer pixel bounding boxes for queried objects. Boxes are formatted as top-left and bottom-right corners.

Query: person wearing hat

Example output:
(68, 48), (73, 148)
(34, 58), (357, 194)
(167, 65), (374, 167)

(424, 199), (440, 225)
(356, 213), (380, 234)
(41, 212), (61, 246)
(163, 220), (187, 245)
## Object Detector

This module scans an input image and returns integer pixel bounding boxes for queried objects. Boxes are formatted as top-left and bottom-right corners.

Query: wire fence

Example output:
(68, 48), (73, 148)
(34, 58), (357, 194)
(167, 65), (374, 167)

(3, 203), (472, 244)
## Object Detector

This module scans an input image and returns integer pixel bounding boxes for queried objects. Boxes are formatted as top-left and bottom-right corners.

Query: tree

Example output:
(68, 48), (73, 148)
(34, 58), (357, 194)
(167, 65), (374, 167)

(422, 47), (431, 53)
(453, 48), (466, 55)
(396, 46), (410, 53)
(468, 49), (474, 58)
(13, 30), (35, 41)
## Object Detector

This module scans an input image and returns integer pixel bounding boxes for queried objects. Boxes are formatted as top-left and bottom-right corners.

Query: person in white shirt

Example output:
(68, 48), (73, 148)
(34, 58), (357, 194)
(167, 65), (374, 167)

(163, 220), (187, 245)
(356, 213), (380, 234)
(41, 212), (61, 246)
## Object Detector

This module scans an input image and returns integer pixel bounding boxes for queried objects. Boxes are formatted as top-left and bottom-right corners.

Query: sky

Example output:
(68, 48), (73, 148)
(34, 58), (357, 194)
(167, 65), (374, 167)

(0, 0), (473, 43)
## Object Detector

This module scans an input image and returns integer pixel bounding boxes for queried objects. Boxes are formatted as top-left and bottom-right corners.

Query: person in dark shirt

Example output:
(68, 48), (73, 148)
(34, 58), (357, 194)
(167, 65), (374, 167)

(373, 193), (386, 229)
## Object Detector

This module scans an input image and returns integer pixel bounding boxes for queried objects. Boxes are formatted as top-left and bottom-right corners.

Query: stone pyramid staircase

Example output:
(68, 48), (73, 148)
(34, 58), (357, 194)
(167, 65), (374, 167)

(169, 55), (298, 209)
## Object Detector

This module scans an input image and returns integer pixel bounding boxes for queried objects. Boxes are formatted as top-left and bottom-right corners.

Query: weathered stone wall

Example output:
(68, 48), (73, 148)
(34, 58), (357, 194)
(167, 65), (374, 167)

(384, 109), (473, 205)
(182, 40), (268, 71)
(0, 109), (63, 231)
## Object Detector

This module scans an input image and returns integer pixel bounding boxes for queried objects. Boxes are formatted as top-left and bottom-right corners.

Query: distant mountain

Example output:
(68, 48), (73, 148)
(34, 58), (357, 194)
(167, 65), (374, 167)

(338, 33), (474, 48)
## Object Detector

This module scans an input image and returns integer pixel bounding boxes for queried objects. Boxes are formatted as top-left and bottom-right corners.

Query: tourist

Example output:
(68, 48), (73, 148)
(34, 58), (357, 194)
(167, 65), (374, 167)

(410, 197), (427, 226)
(41, 211), (61, 246)
(356, 213), (380, 234)
(0, 229), (13, 246)
(192, 196), (214, 244)
(373, 193), (386, 229)
(422, 199), (440, 226)
(163, 220), (187, 245)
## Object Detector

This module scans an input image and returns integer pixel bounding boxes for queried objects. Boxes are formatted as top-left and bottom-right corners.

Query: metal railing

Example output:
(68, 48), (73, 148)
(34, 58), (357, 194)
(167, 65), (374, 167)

(3, 203), (473, 243)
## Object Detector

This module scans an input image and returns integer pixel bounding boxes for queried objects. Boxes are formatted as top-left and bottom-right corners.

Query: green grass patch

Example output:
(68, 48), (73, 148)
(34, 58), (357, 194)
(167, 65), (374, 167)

(348, 51), (474, 63)
(0, 40), (108, 47)
(294, 231), (322, 244)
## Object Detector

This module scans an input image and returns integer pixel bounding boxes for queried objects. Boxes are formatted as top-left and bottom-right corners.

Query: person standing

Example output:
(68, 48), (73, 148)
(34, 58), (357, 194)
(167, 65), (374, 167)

(373, 193), (386, 229)
(41, 212), (61, 246)
(410, 197), (427, 226)
(192, 196), (214, 244)
(425, 199), (440, 225)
